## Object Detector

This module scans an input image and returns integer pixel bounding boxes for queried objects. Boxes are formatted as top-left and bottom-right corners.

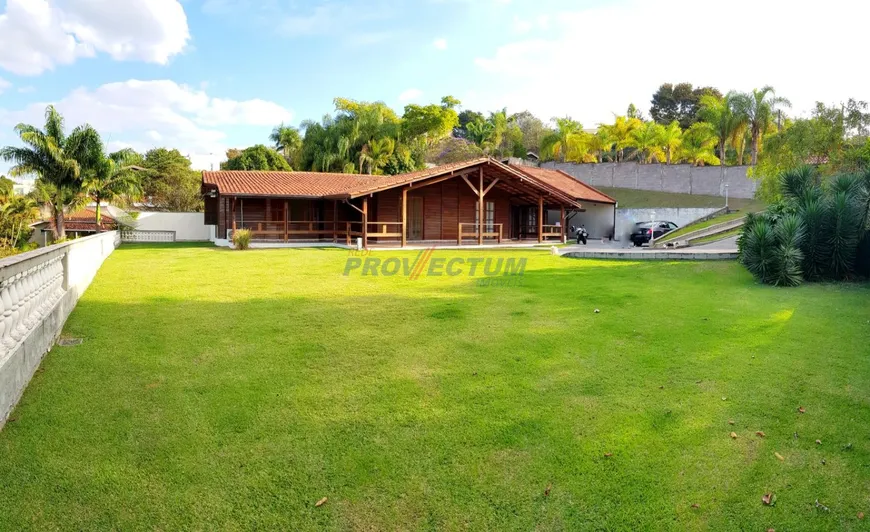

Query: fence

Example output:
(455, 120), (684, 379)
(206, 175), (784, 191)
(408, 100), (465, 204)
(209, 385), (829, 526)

(0, 231), (120, 429)
(121, 230), (176, 243)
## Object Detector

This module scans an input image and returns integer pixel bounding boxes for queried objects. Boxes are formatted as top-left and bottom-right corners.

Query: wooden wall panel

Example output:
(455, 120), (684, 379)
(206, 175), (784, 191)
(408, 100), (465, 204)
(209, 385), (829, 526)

(376, 189), (400, 222)
(422, 186), (442, 240)
(441, 181), (459, 241)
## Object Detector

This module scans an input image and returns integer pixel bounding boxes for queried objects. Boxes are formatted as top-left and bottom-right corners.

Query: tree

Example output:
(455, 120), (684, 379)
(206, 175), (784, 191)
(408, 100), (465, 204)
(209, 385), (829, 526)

(678, 122), (720, 166)
(440, 95), (461, 110)
(699, 93), (745, 164)
(0, 105), (101, 239)
(734, 86), (791, 165)
(650, 83), (722, 129)
(0, 195), (39, 250)
(629, 121), (666, 163)
(141, 148), (203, 212)
(425, 137), (484, 165)
(659, 121), (683, 165)
(541, 117), (583, 162)
(0, 176), (14, 199)
(84, 148), (143, 231)
(222, 145), (292, 171)
(586, 131), (614, 163)
(600, 115), (642, 162)
(269, 123), (303, 167)
(455, 109), (485, 139)
(466, 118), (495, 150)
(510, 111), (546, 156)
(401, 103), (458, 143)
(359, 138), (395, 174)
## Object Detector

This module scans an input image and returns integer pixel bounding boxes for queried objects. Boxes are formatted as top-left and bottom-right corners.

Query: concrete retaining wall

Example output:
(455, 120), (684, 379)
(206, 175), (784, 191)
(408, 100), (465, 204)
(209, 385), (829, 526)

(615, 207), (721, 242)
(541, 162), (757, 199)
(0, 231), (120, 429)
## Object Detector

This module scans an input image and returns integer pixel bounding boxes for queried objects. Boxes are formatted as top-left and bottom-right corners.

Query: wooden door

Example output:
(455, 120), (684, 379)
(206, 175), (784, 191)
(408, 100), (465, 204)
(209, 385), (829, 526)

(408, 197), (424, 240)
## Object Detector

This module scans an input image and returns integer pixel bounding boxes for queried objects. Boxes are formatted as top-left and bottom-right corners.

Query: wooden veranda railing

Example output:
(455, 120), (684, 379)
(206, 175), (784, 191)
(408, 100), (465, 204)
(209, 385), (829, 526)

(232, 220), (406, 247)
(457, 223), (503, 245)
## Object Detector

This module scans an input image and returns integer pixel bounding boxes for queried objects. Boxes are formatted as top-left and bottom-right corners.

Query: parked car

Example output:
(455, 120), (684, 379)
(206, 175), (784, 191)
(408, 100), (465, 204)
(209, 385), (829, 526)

(630, 221), (678, 246)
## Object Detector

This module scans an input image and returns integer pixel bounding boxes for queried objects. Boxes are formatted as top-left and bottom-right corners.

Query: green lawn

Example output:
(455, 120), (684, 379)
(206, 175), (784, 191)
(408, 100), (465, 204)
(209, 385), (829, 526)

(1, 244), (869, 530)
(601, 187), (766, 212)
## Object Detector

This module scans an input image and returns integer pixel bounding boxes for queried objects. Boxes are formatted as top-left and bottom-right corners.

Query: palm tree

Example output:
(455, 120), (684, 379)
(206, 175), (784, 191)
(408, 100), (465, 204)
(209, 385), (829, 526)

(84, 148), (144, 231)
(269, 123), (302, 167)
(659, 121), (683, 165)
(466, 119), (494, 150)
(0, 195), (40, 248)
(678, 123), (720, 167)
(564, 133), (597, 163)
(541, 117), (583, 162)
(360, 138), (395, 175)
(586, 130), (614, 163)
(628, 122), (666, 164)
(734, 86), (791, 165)
(0, 105), (101, 239)
(699, 93), (745, 165)
(600, 115), (641, 162)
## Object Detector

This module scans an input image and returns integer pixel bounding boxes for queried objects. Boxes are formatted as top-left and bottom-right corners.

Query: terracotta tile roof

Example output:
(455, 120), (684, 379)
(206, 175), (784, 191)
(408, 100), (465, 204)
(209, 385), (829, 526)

(201, 158), (588, 208)
(509, 166), (617, 204)
(202, 158), (494, 198)
(49, 208), (117, 232)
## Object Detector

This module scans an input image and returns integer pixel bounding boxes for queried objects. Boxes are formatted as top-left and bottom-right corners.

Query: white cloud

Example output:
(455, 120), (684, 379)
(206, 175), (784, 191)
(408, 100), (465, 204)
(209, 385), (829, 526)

(398, 88), (423, 102)
(0, 0), (190, 76)
(433, 38), (448, 50)
(0, 79), (293, 170)
(17, 86), (36, 94)
(472, 0), (870, 125)
(0, 77), (10, 95)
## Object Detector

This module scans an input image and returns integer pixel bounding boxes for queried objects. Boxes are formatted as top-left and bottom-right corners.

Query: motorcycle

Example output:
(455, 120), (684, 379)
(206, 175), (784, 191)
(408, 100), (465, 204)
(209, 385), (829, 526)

(571, 225), (588, 245)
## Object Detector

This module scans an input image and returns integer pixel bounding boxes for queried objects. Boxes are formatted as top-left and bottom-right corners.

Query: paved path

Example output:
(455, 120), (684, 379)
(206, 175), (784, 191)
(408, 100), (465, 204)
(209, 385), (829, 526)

(559, 237), (737, 260)
(692, 235), (738, 250)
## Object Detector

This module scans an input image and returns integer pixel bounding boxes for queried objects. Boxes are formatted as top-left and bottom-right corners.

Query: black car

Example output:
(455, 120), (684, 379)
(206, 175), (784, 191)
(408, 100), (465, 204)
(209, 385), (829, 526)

(630, 221), (678, 246)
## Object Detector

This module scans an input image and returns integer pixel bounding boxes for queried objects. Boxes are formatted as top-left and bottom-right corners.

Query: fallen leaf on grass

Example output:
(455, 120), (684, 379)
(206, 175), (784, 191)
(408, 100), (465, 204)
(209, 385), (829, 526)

(858, 512), (864, 519)
(798, 406), (806, 413)
(730, 432), (738, 439)
(604, 452), (613, 458)
(315, 497), (328, 507)
(756, 431), (766, 438)
(728, 420), (735, 425)
(545, 484), (551, 496)
(767, 529), (775, 532)
(762, 493), (776, 506)
(816, 440), (822, 445)
(775, 452), (785, 461)
(691, 503), (700, 509)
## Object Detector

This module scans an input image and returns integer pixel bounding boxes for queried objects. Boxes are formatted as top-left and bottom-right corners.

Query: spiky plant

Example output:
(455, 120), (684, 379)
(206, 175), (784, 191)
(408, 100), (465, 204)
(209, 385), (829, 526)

(740, 217), (779, 284)
(770, 214), (806, 286)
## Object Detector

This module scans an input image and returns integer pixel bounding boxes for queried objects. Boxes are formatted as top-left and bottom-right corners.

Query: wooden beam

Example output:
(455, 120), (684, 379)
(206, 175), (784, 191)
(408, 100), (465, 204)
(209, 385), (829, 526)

(537, 196), (544, 243)
(560, 204), (565, 243)
(332, 200), (338, 243)
(401, 188), (407, 248)
(284, 200), (289, 242)
(231, 197), (237, 232)
(345, 199), (365, 215)
(481, 177), (500, 197)
(461, 174), (480, 197)
(362, 196), (368, 250)
(478, 167), (484, 245)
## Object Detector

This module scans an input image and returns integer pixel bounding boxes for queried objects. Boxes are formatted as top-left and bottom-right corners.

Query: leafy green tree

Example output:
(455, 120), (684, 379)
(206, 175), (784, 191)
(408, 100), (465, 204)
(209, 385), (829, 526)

(629, 121), (666, 163)
(141, 148), (203, 212)
(0, 195), (39, 249)
(84, 148), (144, 230)
(466, 118), (495, 150)
(401, 103), (458, 142)
(734, 86), (791, 165)
(359, 138), (395, 174)
(600, 115), (642, 162)
(455, 110), (485, 139)
(0, 105), (101, 239)
(650, 83), (722, 129)
(659, 121), (683, 164)
(699, 93), (746, 164)
(425, 137), (484, 165)
(510, 111), (546, 156)
(541, 117), (583, 162)
(678, 122), (720, 166)
(222, 145), (292, 171)
(586, 131), (614, 163)
(269, 123), (303, 167)
(440, 95), (461, 110)
(0, 176), (14, 199)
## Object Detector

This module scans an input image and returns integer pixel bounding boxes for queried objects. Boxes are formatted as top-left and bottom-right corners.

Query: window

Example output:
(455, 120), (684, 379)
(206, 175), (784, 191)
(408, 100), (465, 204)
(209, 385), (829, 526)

(475, 201), (495, 232)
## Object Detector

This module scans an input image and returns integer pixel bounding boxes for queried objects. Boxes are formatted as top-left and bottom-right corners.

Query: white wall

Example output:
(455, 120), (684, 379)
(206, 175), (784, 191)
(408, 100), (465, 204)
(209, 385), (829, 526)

(132, 212), (213, 241)
(548, 203), (615, 239)
(0, 231), (120, 429)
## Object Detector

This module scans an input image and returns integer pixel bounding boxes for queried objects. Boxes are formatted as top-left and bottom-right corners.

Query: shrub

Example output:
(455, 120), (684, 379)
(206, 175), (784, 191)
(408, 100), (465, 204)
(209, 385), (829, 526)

(232, 229), (252, 250)
(740, 165), (870, 285)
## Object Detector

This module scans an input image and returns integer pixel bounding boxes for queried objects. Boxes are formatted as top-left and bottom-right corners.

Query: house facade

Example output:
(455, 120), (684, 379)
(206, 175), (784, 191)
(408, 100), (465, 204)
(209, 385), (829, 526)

(201, 158), (616, 248)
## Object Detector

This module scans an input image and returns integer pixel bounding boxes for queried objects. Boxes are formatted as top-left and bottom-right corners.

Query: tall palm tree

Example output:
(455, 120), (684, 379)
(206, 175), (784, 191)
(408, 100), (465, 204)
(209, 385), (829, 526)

(698, 93), (744, 165)
(734, 86), (791, 165)
(659, 121), (683, 165)
(360, 138), (395, 175)
(84, 148), (144, 231)
(600, 115), (642, 162)
(269, 123), (302, 166)
(0, 105), (101, 239)
(679, 123), (720, 167)
(628, 122), (666, 164)
(541, 117), (583, 162)
(586, 130), (614, 163)
(466, 119), (494, 150)
(0, 195), (40, 248)
(564, 133), (597, 163)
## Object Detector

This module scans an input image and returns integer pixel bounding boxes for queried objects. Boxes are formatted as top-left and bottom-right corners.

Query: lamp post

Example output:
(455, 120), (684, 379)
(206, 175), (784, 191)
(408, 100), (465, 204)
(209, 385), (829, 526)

(649, 212), (655, 248)
(725, 184), (730, 211)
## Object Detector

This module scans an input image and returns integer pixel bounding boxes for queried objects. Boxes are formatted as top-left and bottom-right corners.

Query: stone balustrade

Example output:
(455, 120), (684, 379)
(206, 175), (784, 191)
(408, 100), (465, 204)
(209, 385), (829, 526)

(0, 231), (120, 428)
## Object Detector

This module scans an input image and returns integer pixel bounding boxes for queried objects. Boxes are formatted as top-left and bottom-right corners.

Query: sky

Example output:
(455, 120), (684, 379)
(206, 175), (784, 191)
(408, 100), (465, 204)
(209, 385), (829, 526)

(1, 0), (868, 177)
